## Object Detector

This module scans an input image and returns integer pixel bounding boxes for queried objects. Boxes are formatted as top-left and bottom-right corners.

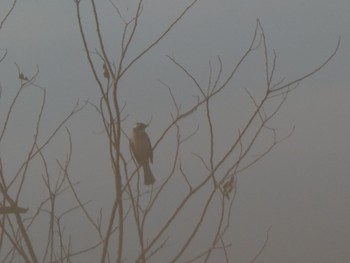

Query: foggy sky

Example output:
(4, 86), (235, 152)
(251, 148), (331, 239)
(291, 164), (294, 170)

(0, 0), (349, 262)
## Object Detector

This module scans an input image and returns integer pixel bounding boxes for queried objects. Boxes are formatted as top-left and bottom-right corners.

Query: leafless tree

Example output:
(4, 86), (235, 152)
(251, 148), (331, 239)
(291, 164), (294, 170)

(0, 2), (87, 262)
(0, 0), (339, 262)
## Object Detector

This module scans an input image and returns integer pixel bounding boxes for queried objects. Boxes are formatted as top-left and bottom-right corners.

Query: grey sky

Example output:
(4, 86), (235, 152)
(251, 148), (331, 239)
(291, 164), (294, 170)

(0, 0), (349, 262)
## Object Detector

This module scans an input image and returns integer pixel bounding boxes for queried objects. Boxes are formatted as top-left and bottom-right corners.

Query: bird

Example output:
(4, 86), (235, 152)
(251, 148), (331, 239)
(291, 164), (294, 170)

(129, 122), (155, 185)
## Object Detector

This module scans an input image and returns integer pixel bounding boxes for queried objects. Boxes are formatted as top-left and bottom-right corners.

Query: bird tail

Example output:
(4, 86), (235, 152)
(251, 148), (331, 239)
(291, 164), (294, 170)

(143, 162), (155, 185)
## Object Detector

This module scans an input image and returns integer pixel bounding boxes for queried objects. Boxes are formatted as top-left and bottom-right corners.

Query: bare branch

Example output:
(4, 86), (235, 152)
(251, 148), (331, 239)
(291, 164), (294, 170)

(120, 0), (200, 78)
(250, 226), (272, 263)
(270, 37), (341, 93)
(0, 0), (17, 30)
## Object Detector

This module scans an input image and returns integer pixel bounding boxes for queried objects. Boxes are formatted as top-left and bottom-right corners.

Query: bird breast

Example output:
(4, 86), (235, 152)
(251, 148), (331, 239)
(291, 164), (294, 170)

(132, 131), (151, 163)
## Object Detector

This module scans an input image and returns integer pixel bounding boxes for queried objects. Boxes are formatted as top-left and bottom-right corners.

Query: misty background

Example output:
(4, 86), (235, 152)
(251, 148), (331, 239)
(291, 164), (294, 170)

(0, 0), (349, 262)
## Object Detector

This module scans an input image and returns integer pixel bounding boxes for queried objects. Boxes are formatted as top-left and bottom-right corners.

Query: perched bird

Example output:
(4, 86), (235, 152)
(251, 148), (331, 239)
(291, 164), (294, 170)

(130, 123), (155, 185)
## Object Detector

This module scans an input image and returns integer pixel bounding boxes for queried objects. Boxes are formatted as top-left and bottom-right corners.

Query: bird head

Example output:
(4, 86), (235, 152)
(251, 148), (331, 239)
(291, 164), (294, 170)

(133, 122), (148, 131)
